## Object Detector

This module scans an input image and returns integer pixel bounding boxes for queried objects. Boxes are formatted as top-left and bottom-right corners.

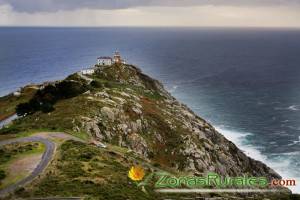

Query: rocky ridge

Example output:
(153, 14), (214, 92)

(65, 63), (281, 180)
(0, 63), (295, 199)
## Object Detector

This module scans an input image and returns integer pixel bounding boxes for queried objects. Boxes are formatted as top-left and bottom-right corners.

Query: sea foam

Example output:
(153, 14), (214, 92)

(215, 126), (300, 194)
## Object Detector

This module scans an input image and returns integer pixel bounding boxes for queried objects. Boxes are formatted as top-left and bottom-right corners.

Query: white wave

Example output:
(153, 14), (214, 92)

(275, 105), (299, 111)
(288, 136), (300, 146)
(270, 151), (300, 156)
(215, 126), (300, 194)
(215, 126), (267, 162)
(288, 105), (299, 111)
(281, 120), (289, 123)
(257, 101), (266, 105)
(282, 125), (300, 131)
(168, 85), (178, 93)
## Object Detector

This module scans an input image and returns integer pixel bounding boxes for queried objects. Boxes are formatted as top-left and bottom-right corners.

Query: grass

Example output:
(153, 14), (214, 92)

(0, 94), (98, 138)
(14, 140), (163, 199)
(0, 86), (37, 121)
(0, 65), (297, 200)
(0, 142), (45, 189)
(0, 128), (89, 144)
(137, 96), (188, 169)
(66, 130), (90, 141)
(12, 140), (293, 200)
(0, 65), (162, 139)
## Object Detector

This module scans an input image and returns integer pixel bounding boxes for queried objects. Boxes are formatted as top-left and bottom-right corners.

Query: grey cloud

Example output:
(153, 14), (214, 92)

(1, 0), (300, 12)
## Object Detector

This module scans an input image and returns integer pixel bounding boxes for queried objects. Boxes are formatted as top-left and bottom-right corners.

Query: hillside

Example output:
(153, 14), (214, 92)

(0, 63), (295, 199)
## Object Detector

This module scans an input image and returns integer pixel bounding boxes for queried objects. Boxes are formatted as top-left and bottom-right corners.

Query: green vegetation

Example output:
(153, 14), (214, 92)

(0, 65), (163, 138)
(0, 64), (298, 200)
(0, 142), (45, 188)
(15, 140), (161, 199)
(0, 86), (37, 121)
(0, 142), (42, 164)
(16, 77), (90, 116)
(137, 96), (188, 169)
(0, 170), (6, 181)
(0, 92), (97, 139)
(13, 140), (294, 200)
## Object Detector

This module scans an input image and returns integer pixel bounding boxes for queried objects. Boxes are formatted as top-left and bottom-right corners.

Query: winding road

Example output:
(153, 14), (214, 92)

(0, 136), (55, 197)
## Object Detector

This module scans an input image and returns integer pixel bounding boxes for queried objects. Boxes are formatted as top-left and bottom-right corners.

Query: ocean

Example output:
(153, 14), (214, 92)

(0, 27), (299, 192)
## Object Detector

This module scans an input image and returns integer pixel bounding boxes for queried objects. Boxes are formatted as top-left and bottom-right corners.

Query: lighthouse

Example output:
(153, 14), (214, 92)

(113, 51), (126, 64)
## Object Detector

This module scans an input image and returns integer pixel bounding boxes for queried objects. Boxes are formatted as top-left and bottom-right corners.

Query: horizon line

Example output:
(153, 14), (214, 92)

(1, 25), (300, 30)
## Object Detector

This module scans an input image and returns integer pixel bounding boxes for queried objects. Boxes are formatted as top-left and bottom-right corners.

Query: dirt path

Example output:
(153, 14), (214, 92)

(9, 154), (43, 178)
(0, 132), (83, 198)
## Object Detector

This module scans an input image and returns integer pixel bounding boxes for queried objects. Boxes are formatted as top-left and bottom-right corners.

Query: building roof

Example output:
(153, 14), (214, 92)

(97, 56), (112, 60)
(82, 68), (94, 70)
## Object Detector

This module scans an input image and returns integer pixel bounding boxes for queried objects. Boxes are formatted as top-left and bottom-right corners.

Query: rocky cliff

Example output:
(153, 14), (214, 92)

(0, 63), (293, 199)
(86, 64), (281, 179)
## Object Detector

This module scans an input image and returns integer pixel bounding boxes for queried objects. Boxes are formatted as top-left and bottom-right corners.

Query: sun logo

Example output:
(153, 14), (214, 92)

(128, 165), (145, 181)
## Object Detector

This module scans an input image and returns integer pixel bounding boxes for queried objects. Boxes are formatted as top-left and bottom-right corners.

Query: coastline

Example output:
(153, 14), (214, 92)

(215, 126), (300, 194)
(1, 62), (299, 199)
(0, 112), (16, 122)
(0, 69), (297, 192)
(0, 114), (18, 129)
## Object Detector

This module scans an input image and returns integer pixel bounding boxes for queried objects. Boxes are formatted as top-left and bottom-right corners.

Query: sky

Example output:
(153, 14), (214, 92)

(0, 0), (300, 27)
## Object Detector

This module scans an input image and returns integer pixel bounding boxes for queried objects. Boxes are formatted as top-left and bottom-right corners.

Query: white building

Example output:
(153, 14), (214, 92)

(13, 91), (21, 97)
(97, 56), (113, 66)
(81, 68), (95, 75)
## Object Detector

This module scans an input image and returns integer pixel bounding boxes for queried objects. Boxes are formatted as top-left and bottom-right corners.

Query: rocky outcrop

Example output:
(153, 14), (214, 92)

(7, 63), (282, 183)
(73, 64), (281, 181)
(1, 62), (295, 200)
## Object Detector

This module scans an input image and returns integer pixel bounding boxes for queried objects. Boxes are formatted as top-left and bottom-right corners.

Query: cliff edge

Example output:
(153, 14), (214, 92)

(0, 63), (292, 199)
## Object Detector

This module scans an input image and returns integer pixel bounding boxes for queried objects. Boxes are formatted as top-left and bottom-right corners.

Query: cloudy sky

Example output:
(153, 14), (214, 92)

(0, 0), (300, 27)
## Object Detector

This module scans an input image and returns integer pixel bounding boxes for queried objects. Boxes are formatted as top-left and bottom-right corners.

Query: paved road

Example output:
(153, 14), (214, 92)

(0, 136), (55, 197)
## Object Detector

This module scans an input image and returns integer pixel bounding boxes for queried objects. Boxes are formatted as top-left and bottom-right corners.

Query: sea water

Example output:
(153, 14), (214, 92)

(0, 27), (299, 192)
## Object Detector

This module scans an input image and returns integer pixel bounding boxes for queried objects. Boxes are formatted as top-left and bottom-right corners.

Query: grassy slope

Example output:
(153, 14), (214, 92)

(0, 65), (299, 199)
(0, 67), (163, 141)
(14, 140), (178, 200)
(0, 66), (187, 169)
(13, 140), (298, 200)
(0, 142), (45, 189)
(0, 86), (38, 121)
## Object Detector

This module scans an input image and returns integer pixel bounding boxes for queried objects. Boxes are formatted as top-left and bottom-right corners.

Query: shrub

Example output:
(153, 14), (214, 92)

(15, 79), (89, 116)
(0, 170), (6, 180)
(40, 102), (55, 113)
(16, 102), (33, 116)
(90, 80), (104, 88)
(56, 81), (87, 98)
